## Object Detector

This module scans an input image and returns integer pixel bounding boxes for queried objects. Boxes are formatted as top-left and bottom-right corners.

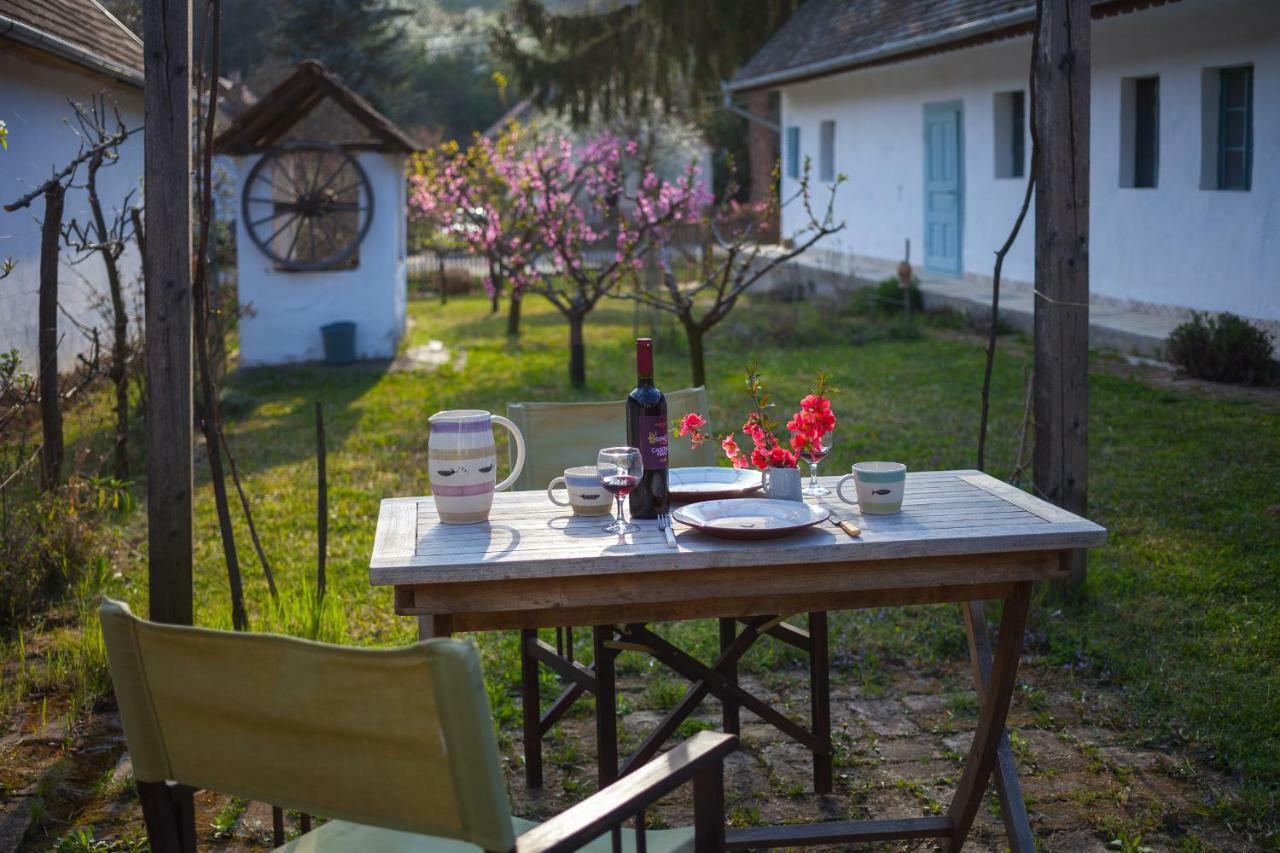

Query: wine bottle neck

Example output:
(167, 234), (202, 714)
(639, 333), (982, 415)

(635, 337), (654, 385)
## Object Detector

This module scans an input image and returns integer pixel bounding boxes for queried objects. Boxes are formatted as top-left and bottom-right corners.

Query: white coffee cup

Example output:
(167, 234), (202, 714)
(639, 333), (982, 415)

(836, 461), (907, 514)
(548, 466), (613, 516)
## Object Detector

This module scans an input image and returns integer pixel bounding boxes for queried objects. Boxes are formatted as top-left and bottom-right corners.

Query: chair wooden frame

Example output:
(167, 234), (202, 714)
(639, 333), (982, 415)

(134, 732), (735, 853)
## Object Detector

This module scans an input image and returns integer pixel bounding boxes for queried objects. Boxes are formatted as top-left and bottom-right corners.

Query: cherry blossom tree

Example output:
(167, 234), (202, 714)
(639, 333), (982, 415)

(411, 125), (708, 387)
(409, 126), (542, 337)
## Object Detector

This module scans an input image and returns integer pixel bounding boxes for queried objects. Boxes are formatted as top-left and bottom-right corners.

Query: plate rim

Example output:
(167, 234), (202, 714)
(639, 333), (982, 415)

(672, 497), (829, 533)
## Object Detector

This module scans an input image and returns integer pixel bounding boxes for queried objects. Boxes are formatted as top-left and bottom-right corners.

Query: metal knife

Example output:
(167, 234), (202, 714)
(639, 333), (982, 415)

(826, 512), (861, 537)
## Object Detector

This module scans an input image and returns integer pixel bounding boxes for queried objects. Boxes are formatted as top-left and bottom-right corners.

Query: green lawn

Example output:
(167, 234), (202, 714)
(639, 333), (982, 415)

(14, 292), (1280, 835)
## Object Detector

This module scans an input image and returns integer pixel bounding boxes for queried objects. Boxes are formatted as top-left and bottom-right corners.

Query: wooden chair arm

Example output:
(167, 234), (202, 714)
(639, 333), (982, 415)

(515, 731), (736, 853)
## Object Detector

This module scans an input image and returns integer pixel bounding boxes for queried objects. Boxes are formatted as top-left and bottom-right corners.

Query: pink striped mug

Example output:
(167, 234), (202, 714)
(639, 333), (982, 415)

(428, 410), (526, 524)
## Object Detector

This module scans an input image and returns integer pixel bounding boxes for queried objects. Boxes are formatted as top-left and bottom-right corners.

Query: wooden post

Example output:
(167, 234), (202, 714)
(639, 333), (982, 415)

(315, 401), (327, 602)
(1033, 0), (1090, 597)
(144, 0), (194, 626)
(38, 184), (65, 491)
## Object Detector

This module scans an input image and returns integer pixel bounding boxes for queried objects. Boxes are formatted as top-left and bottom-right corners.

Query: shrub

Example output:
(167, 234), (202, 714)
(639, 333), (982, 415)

(1166, 312), (1276, 385)
(0, 475), (126, 634)
(850, 277), (923, 316)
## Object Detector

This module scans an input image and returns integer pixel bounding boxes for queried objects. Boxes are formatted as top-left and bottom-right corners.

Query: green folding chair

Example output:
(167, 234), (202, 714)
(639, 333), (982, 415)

(100, 598), (734, 852)
(505, 386), (718, 492)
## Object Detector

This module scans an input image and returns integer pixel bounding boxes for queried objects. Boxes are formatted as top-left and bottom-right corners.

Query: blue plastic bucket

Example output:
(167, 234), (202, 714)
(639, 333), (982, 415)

(320, 321), (356, 365)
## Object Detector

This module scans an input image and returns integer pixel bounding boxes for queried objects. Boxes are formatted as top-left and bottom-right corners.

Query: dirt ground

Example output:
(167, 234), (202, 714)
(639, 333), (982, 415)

(2, 638), (1257, 852)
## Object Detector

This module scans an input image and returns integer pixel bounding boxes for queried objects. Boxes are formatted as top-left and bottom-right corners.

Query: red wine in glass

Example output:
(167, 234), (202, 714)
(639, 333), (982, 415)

(801, 432), (833, 496)
(602, 474), (640, 497)
(597, 446), (643, 533)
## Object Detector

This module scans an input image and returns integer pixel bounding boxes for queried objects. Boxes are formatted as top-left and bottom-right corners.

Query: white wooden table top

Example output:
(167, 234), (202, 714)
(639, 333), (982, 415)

(369, 470), (1107, 587)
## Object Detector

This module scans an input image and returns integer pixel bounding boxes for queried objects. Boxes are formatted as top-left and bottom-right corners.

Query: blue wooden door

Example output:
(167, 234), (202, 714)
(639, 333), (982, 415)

(924, 102), (964, 276)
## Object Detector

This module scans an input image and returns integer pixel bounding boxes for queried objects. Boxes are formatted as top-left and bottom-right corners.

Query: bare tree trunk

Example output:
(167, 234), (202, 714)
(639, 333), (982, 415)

(39, 184), (65, 491)
(193, 0), (248, 631)
(682, 317), (706, 388)
(86, 151), (132, 480)
(746, 90), (774, 205)
(1034, 0), (1091, 600)
(507, 290), (522, 338)
(568, 311), (586, 388)
(315, 401), (327, 602)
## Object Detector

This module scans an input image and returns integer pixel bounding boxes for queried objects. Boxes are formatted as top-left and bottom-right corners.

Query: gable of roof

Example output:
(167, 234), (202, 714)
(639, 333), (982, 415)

(213, 60), (420, 155)
(0, 0), (143, 87)
(727, 0), (1175, 92)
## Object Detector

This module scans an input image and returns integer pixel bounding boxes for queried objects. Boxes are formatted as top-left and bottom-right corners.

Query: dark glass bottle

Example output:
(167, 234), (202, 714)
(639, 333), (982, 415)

(626, 338), (668, 519)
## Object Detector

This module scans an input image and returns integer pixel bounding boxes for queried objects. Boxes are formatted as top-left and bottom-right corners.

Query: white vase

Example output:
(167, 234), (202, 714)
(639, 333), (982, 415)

(762, 466), (803, 502)
(428, 409), (526, 524)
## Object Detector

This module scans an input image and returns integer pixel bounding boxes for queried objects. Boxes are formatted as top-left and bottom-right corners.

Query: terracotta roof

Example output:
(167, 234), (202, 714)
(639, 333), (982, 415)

(213, 60), (421, 155)
(727, 0), (1175, 92)
(0, 0), (143, 85)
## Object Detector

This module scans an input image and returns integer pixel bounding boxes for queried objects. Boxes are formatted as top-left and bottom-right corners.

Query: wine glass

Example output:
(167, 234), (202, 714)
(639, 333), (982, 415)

(801, 431), (833, 497)
(597, 446), (643, 534)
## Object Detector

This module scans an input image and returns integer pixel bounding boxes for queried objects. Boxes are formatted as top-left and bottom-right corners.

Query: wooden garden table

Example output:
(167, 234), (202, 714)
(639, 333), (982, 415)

(370, 470), (1106, 850)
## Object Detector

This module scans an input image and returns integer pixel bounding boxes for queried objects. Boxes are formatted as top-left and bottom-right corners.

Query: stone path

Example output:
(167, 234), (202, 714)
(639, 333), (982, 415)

(2, 636), (1257, 851)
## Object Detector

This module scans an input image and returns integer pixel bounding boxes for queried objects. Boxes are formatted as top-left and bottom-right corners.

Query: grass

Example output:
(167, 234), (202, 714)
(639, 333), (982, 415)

(3, 291), (1278, 841)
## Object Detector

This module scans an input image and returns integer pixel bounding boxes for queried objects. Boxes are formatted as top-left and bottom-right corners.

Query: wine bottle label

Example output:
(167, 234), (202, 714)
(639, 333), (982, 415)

(637, 415), (669, 470)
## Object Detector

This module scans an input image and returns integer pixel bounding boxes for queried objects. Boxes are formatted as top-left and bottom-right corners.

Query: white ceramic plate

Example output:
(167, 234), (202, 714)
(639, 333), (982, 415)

(668, 467), (763, 502)
(672, 498), (829, 540)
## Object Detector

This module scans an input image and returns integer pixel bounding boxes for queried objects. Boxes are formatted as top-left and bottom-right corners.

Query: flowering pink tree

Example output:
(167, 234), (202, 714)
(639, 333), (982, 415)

(409, 127), (542, 336)
(410, 127), (707, 378)
(502, 132), (707, 387)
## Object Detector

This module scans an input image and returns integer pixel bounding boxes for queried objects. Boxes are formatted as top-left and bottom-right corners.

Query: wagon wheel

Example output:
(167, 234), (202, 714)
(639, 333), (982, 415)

(241, 140), (374, 271)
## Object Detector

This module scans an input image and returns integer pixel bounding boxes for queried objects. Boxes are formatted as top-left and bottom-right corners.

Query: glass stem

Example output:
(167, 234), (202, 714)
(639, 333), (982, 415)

(809, 461), (819, 491)
(616, 495), (625, 526)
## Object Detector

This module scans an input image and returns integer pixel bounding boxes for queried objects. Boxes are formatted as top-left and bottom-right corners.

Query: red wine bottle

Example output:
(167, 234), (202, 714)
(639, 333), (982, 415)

(626, 338), (668, 519)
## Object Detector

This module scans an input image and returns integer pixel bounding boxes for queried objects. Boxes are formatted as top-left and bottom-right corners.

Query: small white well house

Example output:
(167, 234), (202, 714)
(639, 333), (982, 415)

(213, 60), (418, 366)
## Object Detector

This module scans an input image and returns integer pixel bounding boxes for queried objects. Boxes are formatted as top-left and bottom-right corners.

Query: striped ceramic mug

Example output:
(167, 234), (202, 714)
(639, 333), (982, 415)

(428, 410), (526, 524)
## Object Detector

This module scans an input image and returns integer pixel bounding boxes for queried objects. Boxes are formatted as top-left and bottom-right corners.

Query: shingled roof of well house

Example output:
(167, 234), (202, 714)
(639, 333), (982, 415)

(0, 0), (143, 83)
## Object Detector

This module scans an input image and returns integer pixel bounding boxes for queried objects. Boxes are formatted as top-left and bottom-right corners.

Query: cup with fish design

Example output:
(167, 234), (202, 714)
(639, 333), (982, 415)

(547, 466), (613, 516)
(836, 461), (906, 514)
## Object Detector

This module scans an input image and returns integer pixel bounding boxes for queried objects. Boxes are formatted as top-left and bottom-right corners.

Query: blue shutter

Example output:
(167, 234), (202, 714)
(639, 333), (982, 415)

(786, 127), (800, 179)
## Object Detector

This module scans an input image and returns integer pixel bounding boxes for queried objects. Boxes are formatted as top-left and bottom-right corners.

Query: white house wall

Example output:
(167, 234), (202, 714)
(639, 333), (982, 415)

(234, 150), (408, 366)
(0, 50), (145, 372)
(778, 0), (1279, 324)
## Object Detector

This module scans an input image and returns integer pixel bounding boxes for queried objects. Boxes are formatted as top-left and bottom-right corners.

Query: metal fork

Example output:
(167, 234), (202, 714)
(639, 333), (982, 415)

(658, 512), (678, 548)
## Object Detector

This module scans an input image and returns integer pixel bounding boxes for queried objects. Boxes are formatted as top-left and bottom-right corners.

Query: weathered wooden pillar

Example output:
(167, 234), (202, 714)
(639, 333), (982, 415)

(38, 183), (65, 491)
(144, 0), (194, 625)
(1033, 0), (1090, 597)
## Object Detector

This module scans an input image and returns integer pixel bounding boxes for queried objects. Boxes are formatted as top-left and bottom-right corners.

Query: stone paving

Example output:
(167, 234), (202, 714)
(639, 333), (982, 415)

(1, 637), (1258, 851)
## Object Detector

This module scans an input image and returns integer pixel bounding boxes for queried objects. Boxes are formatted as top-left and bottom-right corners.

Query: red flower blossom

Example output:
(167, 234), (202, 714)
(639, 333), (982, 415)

(769, 446), (797, 468)
(750, 447), (772, 470)
(678, 412), (706, 435)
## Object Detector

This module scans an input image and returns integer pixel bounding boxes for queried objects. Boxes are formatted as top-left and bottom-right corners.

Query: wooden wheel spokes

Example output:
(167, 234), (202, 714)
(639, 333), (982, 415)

(241, 140), (374, 271)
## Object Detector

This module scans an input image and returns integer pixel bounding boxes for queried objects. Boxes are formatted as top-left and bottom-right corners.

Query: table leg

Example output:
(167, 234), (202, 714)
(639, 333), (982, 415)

(522, 628), (543, 789)
(416, 614), (451, 640)
(963, 601), (1035, 853)
(809, 611), (832, 794)
(594, 625), (619, 787)
(947, 582), (1032, 851)
(719, 618), (740, 735)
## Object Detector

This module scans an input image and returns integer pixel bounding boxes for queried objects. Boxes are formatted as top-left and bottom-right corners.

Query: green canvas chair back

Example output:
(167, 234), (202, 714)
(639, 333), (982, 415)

(99, 598), (515, 852)
(506, 386), (718, 491)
